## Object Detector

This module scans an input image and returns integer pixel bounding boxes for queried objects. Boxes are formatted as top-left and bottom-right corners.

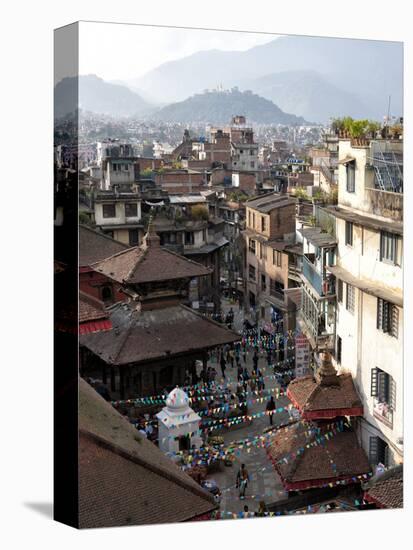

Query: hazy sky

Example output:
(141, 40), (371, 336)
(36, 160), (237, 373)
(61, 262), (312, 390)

(78, 21), (277, 82)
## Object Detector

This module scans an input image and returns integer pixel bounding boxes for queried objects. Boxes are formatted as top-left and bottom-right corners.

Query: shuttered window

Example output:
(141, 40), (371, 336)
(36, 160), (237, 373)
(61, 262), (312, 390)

(369, 436), (389, 466)
(377, 298), (398, 338)
(371, 367), (395, 409)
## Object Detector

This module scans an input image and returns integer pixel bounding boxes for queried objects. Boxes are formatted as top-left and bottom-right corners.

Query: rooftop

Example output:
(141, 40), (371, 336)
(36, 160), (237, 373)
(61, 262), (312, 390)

(92, 223), (211, 285)
(80, 303), (239, 366)
(79, 378), (217, 528)
(79, 225), (129, 267)
(363, 465), (403, 509)
(267, 421), (371, 491)
(287, 354), (363, 420)
(299, 226), (337, 248)
(246, 193), (296, 213)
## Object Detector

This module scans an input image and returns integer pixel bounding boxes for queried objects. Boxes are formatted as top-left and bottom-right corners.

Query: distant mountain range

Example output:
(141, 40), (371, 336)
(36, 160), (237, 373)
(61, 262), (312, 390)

(150, 89), (307, 125)
(54, 75), (152, 119)
(55, 36), (402, 124)
(128, 35), (403, 122)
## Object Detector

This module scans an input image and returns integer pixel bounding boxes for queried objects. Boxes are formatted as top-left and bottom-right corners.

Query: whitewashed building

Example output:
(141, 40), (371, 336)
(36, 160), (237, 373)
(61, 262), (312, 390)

(324, 137), (403, 470)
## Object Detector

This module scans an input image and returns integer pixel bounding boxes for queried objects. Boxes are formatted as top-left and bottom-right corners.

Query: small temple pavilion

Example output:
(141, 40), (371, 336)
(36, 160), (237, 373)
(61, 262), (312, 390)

(267, 352), (371, 492)
(157, 387), (202, 454)
(287, 351), (364, 420)
(79, 218), (239, 398)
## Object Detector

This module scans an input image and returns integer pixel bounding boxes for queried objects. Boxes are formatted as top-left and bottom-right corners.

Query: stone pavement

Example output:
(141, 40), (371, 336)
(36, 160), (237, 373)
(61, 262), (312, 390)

(201, 329), (292, 516)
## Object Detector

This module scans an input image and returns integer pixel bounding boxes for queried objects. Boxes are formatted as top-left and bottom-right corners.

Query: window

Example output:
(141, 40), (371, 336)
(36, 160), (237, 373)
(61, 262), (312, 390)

(125, 202), (138, 217)
(336, 335), (342, 364)
(249, 238), (256, 254)
(248, 264), (256, 282)
(185, 232), (194, 245)
(250, 161), (255, 168)
(102, 203), (116, 218)
(369, 436), (389, 467)
(248, 211), (251, 227)
(377, 298), (398, 337)
(129, 229), (139, 246)
(252, 213), (256, 228)
(345, 221), (353, 246)
(337, 279), (343, 303)
(380, 231), (398, 264)
(261, 216), (267, 232)
(273, 250), (282, 267)
(260, 274), (267, 291)
(270, 279), (284, 299)
(101, 285), (113, 303)
(371, 367), (396, 427)
(346, 284), (355, 313)
(346, 161), (355, 192)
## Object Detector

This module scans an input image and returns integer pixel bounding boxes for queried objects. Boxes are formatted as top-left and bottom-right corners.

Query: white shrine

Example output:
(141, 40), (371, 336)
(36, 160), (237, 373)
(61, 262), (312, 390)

(156, 387), (202, 454)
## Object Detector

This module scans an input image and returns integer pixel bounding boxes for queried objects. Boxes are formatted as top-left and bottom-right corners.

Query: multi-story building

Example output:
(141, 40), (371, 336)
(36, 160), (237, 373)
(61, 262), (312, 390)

(97, 140), (138, 190)
(296, 223), (337, 353)
(243, 193), (302, 357)
(323, 137), (403, 471)
(94, 190), (143, 246)
(152, 205), (228, 312)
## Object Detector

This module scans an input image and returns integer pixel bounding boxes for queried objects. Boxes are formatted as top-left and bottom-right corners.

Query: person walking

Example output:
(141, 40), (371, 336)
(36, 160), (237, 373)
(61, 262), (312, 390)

(220, 354), (227, 378)
(266, 395), (276, 425)
(229, 347), (235, 369)
(257, 501), (267, 517)
(257, 368), (265, 392)
(236, 464), (250, 499)
(253, 350), (259, 371)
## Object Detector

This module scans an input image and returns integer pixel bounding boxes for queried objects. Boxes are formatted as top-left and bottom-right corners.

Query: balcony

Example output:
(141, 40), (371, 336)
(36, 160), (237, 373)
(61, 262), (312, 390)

(301, 256), (335, 297)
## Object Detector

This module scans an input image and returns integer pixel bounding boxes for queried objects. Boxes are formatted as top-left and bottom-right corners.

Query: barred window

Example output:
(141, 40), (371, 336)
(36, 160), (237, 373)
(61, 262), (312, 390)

(345, 283), (355, 314)
(377, 298), (398, 338)
(380, 231), (398, 264)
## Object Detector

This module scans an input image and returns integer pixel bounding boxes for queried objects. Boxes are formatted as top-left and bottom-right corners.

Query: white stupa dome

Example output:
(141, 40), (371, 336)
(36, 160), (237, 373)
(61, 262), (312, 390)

(165, 387), (190, 410)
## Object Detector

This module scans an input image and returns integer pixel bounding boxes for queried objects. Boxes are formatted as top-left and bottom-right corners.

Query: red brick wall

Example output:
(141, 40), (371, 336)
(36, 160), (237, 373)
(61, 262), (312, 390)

(79, 269), (124, 304)
(268, 203), (296, 239)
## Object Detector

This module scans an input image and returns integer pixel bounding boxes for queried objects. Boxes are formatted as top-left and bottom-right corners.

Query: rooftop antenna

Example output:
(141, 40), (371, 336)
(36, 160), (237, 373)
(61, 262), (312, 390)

(386, 95), (392, 124)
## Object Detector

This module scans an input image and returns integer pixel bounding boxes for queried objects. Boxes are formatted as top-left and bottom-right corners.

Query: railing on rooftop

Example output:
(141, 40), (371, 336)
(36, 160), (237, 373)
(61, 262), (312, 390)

(314, 205), (336, 238)
(367, 141), (403, 193)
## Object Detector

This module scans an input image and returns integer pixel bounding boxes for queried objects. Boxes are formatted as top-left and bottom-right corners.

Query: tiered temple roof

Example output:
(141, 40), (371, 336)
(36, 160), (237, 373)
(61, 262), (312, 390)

(92, 219), (211, 285)
(287, 352), (363, 420)
(267, 421), (371, 491)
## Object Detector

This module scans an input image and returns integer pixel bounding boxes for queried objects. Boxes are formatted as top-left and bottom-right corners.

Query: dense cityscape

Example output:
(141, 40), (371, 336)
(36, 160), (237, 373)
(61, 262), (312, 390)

(54, 29), (403, 528)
